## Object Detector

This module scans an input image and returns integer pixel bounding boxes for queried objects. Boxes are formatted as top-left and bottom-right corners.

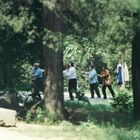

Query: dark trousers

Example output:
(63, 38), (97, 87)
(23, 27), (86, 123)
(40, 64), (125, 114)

(68, 79), (77, 100)
(102, 85), (115, 99)
(90, 83), (101, 98)
(32, 78), (43, 100)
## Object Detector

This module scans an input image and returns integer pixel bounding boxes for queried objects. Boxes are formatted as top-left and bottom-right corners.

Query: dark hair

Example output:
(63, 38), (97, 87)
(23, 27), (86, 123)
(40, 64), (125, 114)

(70, 62), (74, 67)
(102, 63), (108, 69)
(91, 65), (95, 69)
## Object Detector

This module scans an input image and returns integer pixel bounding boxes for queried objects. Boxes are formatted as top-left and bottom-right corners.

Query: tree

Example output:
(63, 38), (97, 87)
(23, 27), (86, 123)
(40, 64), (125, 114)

(43, 0), (65, 119)
(132, 29), (140, 119)
(0, 0), (43, 89)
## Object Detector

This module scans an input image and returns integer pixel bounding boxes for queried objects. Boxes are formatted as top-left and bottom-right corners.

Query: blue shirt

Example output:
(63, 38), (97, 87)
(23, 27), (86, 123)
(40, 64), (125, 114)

(89, 69), (98, 84)
(31, 67), (44, 80)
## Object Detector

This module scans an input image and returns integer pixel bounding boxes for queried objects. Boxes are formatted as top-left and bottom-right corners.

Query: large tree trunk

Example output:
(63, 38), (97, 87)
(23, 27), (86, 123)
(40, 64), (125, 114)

(132, 30), (140, 119)
(43, 0), (65, 119)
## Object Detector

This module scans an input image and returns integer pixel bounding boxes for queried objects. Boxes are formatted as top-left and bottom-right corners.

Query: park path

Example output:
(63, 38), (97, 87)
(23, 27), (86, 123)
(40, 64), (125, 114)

(0, 124), (43, 140)
(0, 122), (62, 140)
(64, 91), (113, 104)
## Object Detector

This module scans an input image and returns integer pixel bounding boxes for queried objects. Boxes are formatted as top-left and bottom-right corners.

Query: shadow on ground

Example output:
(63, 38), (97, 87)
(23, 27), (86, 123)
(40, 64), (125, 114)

(65, 101), (133, 127)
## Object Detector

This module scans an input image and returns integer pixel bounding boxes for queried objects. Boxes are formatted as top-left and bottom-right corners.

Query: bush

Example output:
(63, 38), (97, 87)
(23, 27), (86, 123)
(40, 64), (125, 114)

(25, 107), (47, 123)
(111, 92), (133, 113)
(25, 107), (62, 124)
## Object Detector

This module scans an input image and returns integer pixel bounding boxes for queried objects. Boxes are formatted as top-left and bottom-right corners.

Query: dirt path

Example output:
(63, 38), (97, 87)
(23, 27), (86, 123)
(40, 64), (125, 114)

(0, 122), (61, 140)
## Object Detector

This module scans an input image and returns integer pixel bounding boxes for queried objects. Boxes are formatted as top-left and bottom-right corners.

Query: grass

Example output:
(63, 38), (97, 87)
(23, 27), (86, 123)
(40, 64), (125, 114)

(10, 118), (140, 140)
(8, 87), (140, 140)
(11, 95), (140, 140)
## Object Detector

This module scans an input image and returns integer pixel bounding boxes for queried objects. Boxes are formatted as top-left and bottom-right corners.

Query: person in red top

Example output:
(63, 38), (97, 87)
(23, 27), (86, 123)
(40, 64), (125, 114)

(99, 66), (115, 99)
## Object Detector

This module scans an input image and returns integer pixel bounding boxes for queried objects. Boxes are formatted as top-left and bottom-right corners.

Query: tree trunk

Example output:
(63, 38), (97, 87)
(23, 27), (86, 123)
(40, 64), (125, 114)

(132, 30), (140, 119)
(43, 0), (65, 119)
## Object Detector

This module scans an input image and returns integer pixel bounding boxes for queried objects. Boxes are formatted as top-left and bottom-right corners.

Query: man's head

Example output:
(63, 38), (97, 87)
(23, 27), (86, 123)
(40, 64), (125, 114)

(89, 65), (95, 70)
(102, 66), (107, 70)
(34, 63), (39, 67)
(69, 62), (74, 67)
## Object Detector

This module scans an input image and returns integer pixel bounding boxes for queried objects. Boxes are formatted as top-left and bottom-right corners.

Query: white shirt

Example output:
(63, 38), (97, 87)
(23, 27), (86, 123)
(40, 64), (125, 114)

(63, 67), (77, 80)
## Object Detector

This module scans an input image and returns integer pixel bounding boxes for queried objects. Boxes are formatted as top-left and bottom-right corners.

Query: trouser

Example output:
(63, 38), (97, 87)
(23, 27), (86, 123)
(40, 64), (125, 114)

(102, 84), (115, 99)
(68, 79), (77, 100)
(90, 83), (101, 98)
(32, 78), (43, 100)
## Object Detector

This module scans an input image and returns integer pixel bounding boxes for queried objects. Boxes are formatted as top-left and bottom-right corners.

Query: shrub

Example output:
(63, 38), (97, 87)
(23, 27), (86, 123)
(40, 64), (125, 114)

(25, 107), (47, 123)
(25, 107), (62, 124)
(111, 92), (133, 113)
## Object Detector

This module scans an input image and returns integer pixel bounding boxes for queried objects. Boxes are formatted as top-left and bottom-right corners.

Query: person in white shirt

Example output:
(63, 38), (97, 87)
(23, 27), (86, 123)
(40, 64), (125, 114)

(63, 62), (77, 100)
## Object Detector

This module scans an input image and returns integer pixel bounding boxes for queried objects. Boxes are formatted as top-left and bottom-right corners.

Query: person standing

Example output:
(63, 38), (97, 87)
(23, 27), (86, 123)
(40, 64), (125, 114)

(31, 63), (44, 100)
(88, 65), (101, 98)
(99, 66), (115, 99)
(116, 63), (123, 86)
(63, 62), (77, 100)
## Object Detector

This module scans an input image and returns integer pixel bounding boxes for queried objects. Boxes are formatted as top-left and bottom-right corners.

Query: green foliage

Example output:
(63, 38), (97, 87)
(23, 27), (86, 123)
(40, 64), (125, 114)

(25, 111), (33, 123)
(25, 107), (47, 123)
(25, 107), (62, 124)
(111, 92), (133, 113)
(0, 0), (43, 89)
(62, 0), (134, 85)
(0, 0), (134, 91)
(34, 107), (47, 123)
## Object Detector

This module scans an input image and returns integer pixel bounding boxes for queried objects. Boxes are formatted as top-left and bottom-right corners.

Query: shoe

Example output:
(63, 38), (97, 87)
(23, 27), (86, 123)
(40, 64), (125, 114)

(103, 97), (107, 99)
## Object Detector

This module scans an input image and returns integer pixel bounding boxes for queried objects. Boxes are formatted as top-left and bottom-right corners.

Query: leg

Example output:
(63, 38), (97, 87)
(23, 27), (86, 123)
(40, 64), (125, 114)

(68, 80), (74, 100)
(94, 83), (101, 98)
(90, 84), (94, 98)
(102, 85), (107, 99)
(35, 79), (42, 100)
(73, 79), (77, 97)
(31, 80), (37, 99)
(108, 85), (115, 98)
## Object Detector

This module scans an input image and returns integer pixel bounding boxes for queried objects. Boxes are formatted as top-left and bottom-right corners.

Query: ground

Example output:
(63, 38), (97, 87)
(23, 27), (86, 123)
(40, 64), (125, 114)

(0, 122), (61, 140)
(0, 91), (114, 140)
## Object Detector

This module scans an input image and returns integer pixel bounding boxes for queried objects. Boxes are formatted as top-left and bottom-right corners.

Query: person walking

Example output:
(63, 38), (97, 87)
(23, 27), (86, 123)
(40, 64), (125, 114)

(88, 65), (101, 99)
(99, 65), (115, 99)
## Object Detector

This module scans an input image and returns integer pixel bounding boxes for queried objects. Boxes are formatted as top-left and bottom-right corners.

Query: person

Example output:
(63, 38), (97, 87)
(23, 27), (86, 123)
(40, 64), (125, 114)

(116, 61), (130, 88)
(88, 65), (101, 98)
(99, 65), (115, 99)
(31, 63), (44, 100)
(63, 62), (77, 100)
(116, 63), (123, 85)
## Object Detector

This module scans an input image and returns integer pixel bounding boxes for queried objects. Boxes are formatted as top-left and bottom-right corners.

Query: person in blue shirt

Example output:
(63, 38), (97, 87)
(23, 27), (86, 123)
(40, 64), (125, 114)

(31, 63), (44, 100)
(88, 65), (101, 98)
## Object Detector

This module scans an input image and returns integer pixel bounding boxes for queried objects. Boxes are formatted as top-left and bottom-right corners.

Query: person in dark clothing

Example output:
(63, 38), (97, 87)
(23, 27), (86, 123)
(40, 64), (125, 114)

(31, 63), (44, 100)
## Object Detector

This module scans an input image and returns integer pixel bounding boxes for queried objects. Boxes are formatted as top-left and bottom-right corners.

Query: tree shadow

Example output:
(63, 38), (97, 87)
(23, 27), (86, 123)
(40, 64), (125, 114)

(65, 101), (133, 127)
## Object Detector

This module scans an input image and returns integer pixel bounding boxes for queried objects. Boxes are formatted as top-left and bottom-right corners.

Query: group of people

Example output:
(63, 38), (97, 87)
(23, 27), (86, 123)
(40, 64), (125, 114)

(63, 62), (116, 100)
(30, 62), (117, 101)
